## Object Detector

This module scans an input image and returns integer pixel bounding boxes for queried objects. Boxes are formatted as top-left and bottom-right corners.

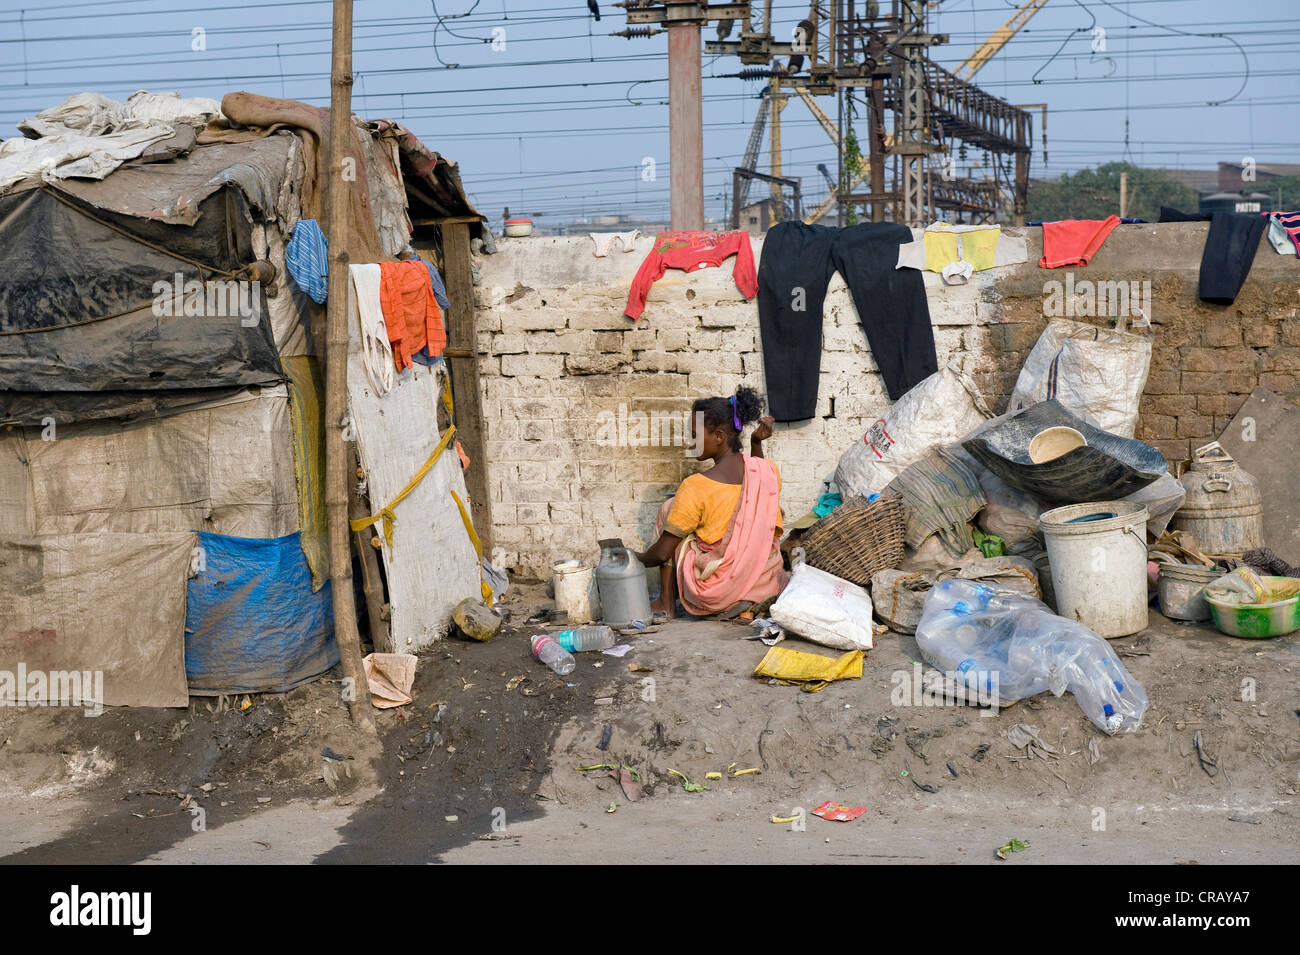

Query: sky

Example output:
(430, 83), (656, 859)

(0, 0), (1296, 227)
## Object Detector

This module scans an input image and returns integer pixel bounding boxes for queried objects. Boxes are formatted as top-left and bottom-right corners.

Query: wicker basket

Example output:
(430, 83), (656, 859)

(799, 494), (907, 586)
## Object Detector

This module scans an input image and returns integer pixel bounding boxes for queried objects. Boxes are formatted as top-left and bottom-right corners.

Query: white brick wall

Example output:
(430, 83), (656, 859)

(473, 233), (1033, 576)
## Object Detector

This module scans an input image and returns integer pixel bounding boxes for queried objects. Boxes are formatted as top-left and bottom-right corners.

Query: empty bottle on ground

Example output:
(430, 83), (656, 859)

(554, 625), (616, 652)
(531, 634), (576, 676)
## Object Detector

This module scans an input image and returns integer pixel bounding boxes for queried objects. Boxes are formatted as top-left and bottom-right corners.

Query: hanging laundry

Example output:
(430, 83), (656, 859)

(285, 218), (329, 304)
(411, 254), (451, 367)
(590, 230), (639, 256)
(1038, 215), (1121, 268)
(624, 230), (757, 320)
(758, 221), (936, 420)
(378, 259), (447, 371)
(1198, 212), (1269, 305)
(1265, 211), (1300, 255)
(896, 221), (1029, 283)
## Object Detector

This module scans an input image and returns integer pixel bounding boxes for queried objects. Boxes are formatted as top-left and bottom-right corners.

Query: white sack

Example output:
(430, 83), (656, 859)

(835, 361), (991, 499)
(1008, 318), (1152, 438)
(770, 563), (876, 651)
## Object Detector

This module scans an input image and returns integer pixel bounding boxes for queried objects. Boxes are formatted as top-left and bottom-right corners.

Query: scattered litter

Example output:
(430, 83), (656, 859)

(667, 769), (708, 792)
(1227, 815), (1259, 825)
(257, 796), (272, 804)
(240, 696), (252, 711)
(812, 800), (867, 822)
(506, 675), (527, 691)
(1193, 731), (1220, 777)
(606, 802), (619, 814)
(973, 743), (992, 762)
(770, 812), (801, 824)
(594, 697), (614, 706)
(728, 764), (760, 777)
(321, 746), (352, 762)
(445, 815), (458, 822)
(611, 766), (643, 802)
(602, 644), (634, 657)
(597, 724), (613, 751)
(705, 771), (723, 780)
(363, 652), (418, 708)
(946, 763), (959, 778)
(1085, 738), (1102, 766)
(753, 645), (863, 693)
(996, 838), (1030, 860)
(745, 617), (786, 646)
(628, 663), (655, 672)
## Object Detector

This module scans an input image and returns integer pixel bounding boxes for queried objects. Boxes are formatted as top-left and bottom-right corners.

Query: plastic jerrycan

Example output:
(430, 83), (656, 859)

(594, 538), (652, 627)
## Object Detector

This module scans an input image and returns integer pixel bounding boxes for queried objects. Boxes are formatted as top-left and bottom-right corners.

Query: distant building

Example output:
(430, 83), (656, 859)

(1217, 161), (1300, 192)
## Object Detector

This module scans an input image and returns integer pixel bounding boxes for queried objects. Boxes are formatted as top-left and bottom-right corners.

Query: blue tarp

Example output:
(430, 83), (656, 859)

(185, 532), (338, 694)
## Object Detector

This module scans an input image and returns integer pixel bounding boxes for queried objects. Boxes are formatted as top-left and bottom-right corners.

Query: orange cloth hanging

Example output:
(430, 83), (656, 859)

(378, 259), (447, 370)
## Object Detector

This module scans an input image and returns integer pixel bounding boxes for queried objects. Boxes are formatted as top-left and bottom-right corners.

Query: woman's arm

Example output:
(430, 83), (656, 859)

(635, 530), (682, 568)
(749, 414), (775, 459)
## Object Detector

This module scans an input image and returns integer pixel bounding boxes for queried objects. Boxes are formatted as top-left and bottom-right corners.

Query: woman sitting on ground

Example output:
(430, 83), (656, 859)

(635, 386), (787, 619)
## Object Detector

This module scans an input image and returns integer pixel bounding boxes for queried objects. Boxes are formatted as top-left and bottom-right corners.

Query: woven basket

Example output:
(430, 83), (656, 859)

(799, 494), (907, 586)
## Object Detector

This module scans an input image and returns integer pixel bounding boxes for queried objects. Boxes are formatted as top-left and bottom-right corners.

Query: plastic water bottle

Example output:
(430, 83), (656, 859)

(554, 625), (616, 652)
(531, 634), (576, 675)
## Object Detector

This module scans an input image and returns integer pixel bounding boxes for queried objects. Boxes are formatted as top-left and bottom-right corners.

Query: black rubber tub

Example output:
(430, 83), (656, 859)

(963, 399), (1167, 503)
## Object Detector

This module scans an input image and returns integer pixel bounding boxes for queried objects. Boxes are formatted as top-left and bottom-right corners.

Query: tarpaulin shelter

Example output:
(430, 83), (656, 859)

(0, 91), (491, 707)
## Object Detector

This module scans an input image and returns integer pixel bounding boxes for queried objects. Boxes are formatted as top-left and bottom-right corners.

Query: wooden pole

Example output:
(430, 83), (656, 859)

(442, 221), (492, 553)
(325, 0), (373, 723)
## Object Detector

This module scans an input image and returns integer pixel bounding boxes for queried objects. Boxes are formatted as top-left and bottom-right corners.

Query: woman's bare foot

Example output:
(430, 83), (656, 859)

(650, 596), (676, 619)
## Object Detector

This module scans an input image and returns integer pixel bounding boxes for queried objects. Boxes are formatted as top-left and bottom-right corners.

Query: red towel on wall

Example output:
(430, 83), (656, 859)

(624, 230), (758, 320)
(1039, 215), (1122, 269)
(378, 259), (447, 370)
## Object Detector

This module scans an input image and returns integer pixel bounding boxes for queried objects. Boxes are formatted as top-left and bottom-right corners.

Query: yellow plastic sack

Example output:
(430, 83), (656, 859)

(753, 646), (863, 693)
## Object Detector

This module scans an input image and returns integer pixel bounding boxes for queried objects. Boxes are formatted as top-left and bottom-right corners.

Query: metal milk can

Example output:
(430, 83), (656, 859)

(594, 538), (652, 627)
(1170, 441), (1264, 556)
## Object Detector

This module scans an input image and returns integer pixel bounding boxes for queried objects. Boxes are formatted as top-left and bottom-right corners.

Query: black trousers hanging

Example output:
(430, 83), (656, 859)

(1198, 212), (1268, 305)
(758, 220), (937, 421)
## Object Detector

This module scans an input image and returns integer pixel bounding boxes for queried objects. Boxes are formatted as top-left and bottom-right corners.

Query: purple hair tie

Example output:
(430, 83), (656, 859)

(729, 395), (742, 431)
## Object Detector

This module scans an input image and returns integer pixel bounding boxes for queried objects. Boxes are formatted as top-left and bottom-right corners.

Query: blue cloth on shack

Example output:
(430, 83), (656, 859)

(185, 532), (338, 694)
(812, 491), (843, 517)
(286, 218), (329, 304)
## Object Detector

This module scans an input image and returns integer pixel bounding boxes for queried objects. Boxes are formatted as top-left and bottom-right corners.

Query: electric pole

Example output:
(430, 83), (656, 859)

(620, 1), (750, 229)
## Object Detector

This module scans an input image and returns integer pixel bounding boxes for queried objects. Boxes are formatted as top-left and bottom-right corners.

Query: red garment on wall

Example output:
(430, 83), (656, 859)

(379, 259), (446, 370)
(624, 230), (758, 320)
(1038, 215), (1121, 269)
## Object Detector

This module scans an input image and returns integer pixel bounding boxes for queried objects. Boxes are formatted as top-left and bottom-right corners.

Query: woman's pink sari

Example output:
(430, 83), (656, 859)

(669, 455), (786, 616)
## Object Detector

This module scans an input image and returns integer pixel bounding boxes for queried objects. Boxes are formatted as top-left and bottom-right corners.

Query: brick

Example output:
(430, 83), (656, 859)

(1182, 371), (1256, 394)
(1283, 319), (1300, 347)
(1203, 323), (1242, 347)
(1143, 371), (1180, 395)
(566, 353), (629, 375)
(688, 329), (723, 350)
(501, 353), (563, 377)
(519, 419), (553, 441)
(1243, 322), (1278, 348)
(617, 374), (690, 398)
(567, 311), (637, 331)
(501, 397), (568, 419)
(594, 331), (625, 353)
(1142, 413), (1177, 439)
(1176, 414), (1213, 439)
(1180, 346), (1254, 372)
(657, 327), (690, 351)
(1259, 372), (1297, 392)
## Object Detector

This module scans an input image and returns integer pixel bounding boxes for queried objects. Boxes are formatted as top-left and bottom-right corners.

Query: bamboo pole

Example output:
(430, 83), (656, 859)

(325, 0), (373, 724)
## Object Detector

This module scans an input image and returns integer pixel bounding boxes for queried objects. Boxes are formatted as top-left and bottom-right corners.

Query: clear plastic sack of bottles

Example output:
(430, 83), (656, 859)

(914, 578), (1148, 734)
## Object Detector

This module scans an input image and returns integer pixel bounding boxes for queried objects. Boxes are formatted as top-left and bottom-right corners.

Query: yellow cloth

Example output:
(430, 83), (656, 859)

(282, 356), (329, 592)
(666, 468), (783, 543)
(922, 223), (1001, 272)
(753, 646), (863, 693)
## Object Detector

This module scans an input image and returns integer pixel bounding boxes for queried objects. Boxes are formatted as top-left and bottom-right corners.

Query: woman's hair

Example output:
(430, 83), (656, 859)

(692, 385), (764, 452)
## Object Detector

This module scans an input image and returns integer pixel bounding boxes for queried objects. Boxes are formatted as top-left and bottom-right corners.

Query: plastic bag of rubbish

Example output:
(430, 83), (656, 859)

(914, 578), (1148, 734)
(481, 556), (509, 603)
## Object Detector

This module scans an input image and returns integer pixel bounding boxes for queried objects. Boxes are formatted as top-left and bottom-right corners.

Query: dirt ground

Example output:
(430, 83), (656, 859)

(1, 580), (1297, 864)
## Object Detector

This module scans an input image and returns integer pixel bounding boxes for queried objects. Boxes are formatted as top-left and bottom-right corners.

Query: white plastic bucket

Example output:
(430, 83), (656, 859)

(1039, 501), (1150, 638)
(553, 560), (599, 624)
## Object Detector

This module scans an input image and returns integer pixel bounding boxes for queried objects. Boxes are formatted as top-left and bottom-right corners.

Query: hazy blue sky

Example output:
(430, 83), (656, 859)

(1, 0), (1296, 225)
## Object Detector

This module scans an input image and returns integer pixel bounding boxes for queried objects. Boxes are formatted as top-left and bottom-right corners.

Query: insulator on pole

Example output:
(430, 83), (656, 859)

(610, 26), (666, 38)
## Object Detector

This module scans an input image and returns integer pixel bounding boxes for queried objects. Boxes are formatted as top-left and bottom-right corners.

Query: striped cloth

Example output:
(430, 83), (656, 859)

(884, 446), (986, 554)
(285, 219), (329, 304)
